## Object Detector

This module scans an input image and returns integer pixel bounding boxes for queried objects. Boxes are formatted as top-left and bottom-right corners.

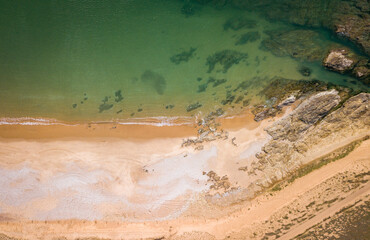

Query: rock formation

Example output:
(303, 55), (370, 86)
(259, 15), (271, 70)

(323, 48), (370, 85)
(260, 29), (327, 61)
(323, 49), (358, 73)
(251, 91), (369, 190)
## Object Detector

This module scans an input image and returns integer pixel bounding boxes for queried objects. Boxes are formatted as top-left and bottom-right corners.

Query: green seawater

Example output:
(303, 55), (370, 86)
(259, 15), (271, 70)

(0, 0), (365, 123)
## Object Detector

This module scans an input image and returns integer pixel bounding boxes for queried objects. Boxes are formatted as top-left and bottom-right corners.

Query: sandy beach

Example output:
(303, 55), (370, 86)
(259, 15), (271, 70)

(0, 110), (268, 221)
(0, 101), (369, 239)
(0, 133), (368, 239)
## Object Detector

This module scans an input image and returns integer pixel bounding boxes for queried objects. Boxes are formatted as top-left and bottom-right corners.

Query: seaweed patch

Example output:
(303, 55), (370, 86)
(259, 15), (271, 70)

(206, 50), (248, 73)
(170, 48), (197, 65)
(99, 96), (113, 113)
(141, 70), (167, 95)
(235, 31), (261, 45)
(186, 102), (202, 112)
(224, 17), (257, 31)
(165, 104), (175, 109)
(298, 66), (312, 77)
(115, 90), (124, 102)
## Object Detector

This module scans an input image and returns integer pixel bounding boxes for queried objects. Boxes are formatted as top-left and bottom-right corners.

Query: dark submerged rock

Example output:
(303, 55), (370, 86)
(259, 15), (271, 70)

(233, 79), (251, 92)
(141, 70), (167, 95)
(221, 91), (236, 105)
(298, 66), (312, 77)
(206, 50), (248, 73)
(114, 90), (124, 102)
(170, 48), (197, 64)
(260, 29), (327, 61)
(211, 77), (227, 87)
(98, 103), (113, 113)
(197, 77), (227, 93)
(186, 102), (203, 112)
(197, 83), (208, 93)
(235, 31), (261, 45)
(181, 2), (197, 17)
(242, 99), (250, 107)
(223, 17), (257, 31)
(98, 96), (114, 113)
(234, 95), (244, 104)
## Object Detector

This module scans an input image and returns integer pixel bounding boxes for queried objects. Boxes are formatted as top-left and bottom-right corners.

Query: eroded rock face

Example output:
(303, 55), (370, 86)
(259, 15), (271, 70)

(265, 90), (341, 142)
(323, 49), (358, 73)
(250, 91), (369, 196)
(251, 78), (349, 122)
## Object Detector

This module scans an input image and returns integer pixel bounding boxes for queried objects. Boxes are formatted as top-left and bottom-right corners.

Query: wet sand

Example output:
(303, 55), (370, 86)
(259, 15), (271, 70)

(0, 112), (258, 140)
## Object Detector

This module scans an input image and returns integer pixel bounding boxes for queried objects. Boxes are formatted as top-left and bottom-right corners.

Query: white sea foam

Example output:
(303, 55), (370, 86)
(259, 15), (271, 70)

(0, 116), (194, 127)
(0, 117), (70, 126)
(116, 116), (194, 126)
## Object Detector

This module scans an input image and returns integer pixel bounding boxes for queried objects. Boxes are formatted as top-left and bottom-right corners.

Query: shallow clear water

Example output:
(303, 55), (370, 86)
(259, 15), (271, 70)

(0, 0), (364, 123)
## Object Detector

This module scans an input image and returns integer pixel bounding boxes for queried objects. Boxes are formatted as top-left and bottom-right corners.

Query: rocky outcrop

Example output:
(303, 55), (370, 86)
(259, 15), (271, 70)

(332, 9), (370, 56)
(323, 48), (370, 85)
(250, 91), (369, 190)
(323, 49), (358, 73)
(353, 59), (370, 81)
(265, 90), (341, 142)
(252, 78), (351, 122)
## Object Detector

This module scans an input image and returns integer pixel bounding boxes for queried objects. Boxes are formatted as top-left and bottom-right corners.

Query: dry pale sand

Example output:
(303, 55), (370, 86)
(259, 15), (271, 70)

(0, 108), (369, 239)
(0, 111), (267, 219)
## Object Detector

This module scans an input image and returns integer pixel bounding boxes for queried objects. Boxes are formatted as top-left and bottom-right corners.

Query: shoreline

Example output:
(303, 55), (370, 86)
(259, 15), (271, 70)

(0, 108), (270, 223)
(0, 111), (259, 140)
(0, 91), (368, 239)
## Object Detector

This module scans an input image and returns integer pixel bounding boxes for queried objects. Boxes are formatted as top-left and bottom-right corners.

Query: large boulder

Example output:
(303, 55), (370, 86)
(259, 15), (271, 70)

(323, 49), (358, 73)
(323, 48), (370, 85)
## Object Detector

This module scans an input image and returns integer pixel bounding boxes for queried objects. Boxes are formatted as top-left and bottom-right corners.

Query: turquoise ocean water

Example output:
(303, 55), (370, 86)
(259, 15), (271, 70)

(0, 0), (366, 124)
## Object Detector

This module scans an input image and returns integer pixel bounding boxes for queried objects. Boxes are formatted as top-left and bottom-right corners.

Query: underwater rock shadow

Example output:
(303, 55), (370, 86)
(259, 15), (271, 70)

(140, 70), (167, 95)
